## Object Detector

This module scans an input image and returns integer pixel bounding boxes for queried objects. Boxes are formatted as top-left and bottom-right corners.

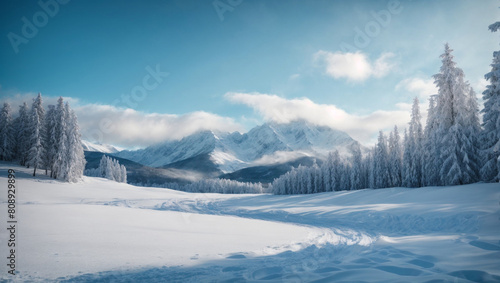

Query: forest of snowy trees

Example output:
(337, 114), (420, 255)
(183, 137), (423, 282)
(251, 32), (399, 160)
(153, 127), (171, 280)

(0, 94), (86, 182)
(272, 37), (500, 194)
(84, 155), (127, 183)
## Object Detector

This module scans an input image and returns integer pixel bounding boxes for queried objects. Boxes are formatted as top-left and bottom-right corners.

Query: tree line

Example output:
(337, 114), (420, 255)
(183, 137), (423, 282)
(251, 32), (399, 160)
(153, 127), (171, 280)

(0, 94), (86, 182)
(143, 179), (266, 194)
(272, 39), (500, 194)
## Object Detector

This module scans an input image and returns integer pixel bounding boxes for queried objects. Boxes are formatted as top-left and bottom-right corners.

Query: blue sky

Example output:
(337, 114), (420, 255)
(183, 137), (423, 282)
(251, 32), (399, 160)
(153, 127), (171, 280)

(0, 0), (498, 147)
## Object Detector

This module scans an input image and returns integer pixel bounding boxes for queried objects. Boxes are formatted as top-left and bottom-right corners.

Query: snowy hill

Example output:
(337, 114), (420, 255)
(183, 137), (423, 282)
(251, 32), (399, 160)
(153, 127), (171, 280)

(1, 161), (499, 282)
(82, 140), (122, 153)
(115, 120), (362, 174)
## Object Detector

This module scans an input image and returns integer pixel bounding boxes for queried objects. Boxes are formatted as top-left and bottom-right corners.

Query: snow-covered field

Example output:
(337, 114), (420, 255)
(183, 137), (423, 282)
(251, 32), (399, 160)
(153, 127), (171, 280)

(0, 161), (499, 282)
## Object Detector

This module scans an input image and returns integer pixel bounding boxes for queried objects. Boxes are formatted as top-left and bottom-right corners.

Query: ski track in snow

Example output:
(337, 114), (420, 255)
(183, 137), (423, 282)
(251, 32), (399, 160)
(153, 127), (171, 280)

(0, 162), (499, 282)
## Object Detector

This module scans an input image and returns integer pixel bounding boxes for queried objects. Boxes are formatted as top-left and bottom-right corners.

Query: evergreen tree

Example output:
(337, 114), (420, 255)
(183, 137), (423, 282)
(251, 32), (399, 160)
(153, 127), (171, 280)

(480, 22), (500, 182)
(64, 105), (86, 182)
(17, 102), (30, 166)
(462, 87), (481, 183)
(44, 105), (58, 177)
(121, 164), (127, 183)
(27, 94), (46, 176)
(350, 143), (363, 190)
(339, 162), (351, 190)
(53, 97), (68, 180)
(0, 103), (15, 161)
(322, 152), (334, 191)
(374, 131), (390, 188)
(402, 129), (411, 187)
(331, 151), (342, 191)
(433, 44), (479, 185)
(367, 148), (376, 188)
(363, 148), (375, 188)
(404, 98), (424, 187)
(388, 125), (402, 187)
(423, 96), (440, 186)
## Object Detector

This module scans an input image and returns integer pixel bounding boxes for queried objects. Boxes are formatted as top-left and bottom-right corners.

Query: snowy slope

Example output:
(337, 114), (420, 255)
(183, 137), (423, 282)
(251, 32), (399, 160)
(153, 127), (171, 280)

(116, 120), (362, 173)
(82, 140), (122, 153)
(1, 161), (499, 282)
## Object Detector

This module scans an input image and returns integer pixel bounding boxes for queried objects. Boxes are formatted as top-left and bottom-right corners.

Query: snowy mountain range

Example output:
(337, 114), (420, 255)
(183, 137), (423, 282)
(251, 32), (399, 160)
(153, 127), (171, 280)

(113, 121), (363, 177)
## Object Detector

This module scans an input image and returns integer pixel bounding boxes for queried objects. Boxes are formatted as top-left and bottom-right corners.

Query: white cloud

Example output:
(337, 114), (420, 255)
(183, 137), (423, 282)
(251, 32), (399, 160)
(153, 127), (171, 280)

(314, 51), (396, 82)
(225, 92), (410, 145)
(395, 77), (437, 99)
(252, 151), (311, 166)
(74, 105), (242, 148)
(373, 53), (397, 78)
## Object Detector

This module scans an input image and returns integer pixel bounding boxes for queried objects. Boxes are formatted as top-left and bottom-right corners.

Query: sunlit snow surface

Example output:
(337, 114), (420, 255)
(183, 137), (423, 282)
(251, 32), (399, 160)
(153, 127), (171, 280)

(0, 161), (499, 282)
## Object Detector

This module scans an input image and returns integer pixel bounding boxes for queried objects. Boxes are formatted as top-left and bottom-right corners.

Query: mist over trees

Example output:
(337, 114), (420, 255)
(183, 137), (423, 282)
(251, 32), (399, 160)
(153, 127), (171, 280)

(272, 39), (499, 194)
(0, 94), (86, 182)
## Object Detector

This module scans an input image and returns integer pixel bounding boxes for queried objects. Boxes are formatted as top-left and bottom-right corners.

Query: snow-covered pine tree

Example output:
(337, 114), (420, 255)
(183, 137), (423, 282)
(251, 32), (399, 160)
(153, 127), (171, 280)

(403, 97), (424, 187)
(345, 163), (352, 190)
(53, 97), (68, 180)
(367, 148), (376, 188)
(337, 162), (345, 190)
(331, 150), (342, 191)
(423, 96), (440, 186)
(433, 44), (479, 185)
(64, 105), (86, 182)
(106, 157), (115, 181)
(361, 149), (373, 189)
(0, 103), (15, 161)
(312, 162), (321, 193)
(350, 143), (363, 190)
(44, 105), (58, 177)
(305, 166), (312, 193)
(121, 164), (127, 183)
(461, 87), (481, 183)
(322, 152), (334, 191)
(27, 94), (46, 176)
(402, 129), (410, 187)
(480, 22), (500, 182)
(99, 154), (107, 178)
(374, 131), (390, 189)
(388, 125), (402, 187)
(16, 102), (30, 166)
(388, 130), (395, 187)
(114, 159), (122, 182)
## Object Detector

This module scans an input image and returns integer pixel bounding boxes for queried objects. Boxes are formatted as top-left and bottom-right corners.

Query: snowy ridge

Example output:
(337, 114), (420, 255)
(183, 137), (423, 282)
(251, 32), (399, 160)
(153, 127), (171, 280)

(82, 140), (122, 153)
(116, 120), (362, 173)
